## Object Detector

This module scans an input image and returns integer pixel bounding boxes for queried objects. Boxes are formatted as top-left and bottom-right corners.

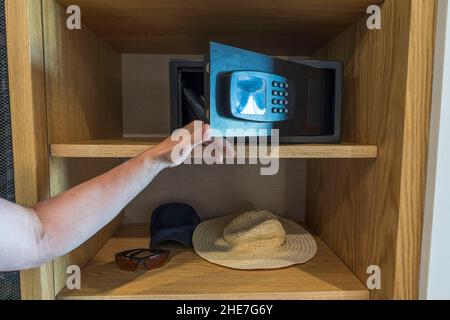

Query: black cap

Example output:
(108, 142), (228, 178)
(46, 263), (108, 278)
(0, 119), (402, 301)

(150, 203), (201, 248)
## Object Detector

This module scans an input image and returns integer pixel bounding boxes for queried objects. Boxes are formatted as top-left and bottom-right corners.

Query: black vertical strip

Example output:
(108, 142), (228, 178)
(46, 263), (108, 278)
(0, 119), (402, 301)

(0, 0), (21, 301)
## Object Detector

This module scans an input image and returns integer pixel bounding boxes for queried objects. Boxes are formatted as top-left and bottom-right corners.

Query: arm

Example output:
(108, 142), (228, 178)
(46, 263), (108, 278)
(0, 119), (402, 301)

(0, 122), (221, 271)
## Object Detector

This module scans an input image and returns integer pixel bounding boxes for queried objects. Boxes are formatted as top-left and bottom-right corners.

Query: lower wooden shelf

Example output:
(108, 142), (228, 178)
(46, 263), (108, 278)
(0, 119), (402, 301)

(57, 224), (369, 300)
(50, 138), (378, 159)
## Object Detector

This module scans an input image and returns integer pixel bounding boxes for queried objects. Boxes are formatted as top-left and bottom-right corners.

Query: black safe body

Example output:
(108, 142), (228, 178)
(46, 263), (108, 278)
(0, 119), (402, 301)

(170, 42), (343, 143)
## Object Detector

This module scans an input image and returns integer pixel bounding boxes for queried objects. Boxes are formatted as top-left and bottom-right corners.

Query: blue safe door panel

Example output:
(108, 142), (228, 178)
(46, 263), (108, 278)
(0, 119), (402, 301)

(206, 42), (316, 137)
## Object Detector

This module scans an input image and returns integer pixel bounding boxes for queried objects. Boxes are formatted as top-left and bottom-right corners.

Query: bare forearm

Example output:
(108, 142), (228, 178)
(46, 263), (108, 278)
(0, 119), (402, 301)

(0, 149), (167, 271)
(33, 149), (167, 260)
(0, 121), (221, 271)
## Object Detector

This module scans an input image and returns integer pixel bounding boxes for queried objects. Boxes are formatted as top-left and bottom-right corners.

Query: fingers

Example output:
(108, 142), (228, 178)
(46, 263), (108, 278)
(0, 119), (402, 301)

(202, 124), (212, 143)
(182, 121), (197, 133)
(176, 121), (237, 164)
(211, 138), (225, 164)
(185, 121), (211, 148)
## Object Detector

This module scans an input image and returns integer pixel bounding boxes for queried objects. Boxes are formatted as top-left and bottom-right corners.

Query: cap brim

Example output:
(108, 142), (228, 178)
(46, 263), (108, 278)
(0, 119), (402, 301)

(150, 225), (196, 248)
(192, 214), (318, 270)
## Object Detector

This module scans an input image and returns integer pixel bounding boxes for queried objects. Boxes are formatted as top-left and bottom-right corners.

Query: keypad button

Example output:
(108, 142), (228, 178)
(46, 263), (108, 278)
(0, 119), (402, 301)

(272, 81), (278, 87)
(272, 108), (278, 113)
(284, 92), (288, 97)
(272, 99), (278, 105)
(284, 100), (289, 105)
(272, 90), (278, 96)
(284, 83), (289, 89)
(278, 91), (284, 97)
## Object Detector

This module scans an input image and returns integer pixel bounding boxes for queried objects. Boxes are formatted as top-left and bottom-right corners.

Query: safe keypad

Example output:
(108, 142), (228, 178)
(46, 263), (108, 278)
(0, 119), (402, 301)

(271, 81), (290, 114)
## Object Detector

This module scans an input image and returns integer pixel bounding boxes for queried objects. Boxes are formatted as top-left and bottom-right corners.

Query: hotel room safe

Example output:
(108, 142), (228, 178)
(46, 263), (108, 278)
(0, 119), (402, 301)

(170, 42), (343, 143)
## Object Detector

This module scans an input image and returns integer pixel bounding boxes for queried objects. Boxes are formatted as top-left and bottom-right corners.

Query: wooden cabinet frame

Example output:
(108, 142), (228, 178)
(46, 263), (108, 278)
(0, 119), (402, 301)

(5, 0), (437, 300)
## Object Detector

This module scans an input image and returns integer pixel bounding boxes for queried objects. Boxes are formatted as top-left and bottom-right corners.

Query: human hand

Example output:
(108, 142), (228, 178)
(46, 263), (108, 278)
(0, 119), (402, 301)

(151, 121), (235, 168)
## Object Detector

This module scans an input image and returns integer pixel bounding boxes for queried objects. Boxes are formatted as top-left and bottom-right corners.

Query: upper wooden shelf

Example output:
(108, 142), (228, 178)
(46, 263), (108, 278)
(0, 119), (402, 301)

(56, 0), (382, 55)
(57, 224), (369, 300)
(50, 138), (378, 159)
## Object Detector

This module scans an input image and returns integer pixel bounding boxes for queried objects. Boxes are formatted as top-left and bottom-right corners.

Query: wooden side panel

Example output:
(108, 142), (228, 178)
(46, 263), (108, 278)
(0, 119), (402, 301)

(307, 0), (436, 300)
(43, 0), (122, 143)
(6, 0), (54, 300)
(395, 0), (436, 300)
(42, 0), (124, 295)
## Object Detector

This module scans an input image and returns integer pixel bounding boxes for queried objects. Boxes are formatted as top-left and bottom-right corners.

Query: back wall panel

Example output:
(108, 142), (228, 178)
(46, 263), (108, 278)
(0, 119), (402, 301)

(121, 54), (308, 222)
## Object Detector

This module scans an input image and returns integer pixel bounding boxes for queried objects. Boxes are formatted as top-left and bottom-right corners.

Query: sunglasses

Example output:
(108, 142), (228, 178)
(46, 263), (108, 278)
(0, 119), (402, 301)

(115, 249), (170, 272)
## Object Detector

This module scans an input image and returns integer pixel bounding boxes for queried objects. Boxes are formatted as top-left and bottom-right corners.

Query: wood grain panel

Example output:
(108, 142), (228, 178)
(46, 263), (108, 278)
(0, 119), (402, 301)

(6, 0), (54, 300)
(42, 0), (124, 295)
(50, 138), (378, 159)
(395, 0), (437, 300)
(307, 0), (436, 300)
(57, 224), (369, 300)
(56, 0), (381, 55)
(43, 0), (122, 143)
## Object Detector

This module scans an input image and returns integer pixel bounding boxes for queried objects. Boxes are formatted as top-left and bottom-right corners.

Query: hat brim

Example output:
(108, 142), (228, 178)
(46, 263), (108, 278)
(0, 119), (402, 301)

(193, 214), (317, 270)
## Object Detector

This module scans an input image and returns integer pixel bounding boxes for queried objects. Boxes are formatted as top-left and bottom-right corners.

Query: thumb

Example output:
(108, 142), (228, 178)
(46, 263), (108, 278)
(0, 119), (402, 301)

(191, 122), (211, 148)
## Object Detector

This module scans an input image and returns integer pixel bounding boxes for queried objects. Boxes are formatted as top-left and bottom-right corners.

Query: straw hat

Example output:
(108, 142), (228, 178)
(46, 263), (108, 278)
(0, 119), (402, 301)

(192, 210), (317, 270)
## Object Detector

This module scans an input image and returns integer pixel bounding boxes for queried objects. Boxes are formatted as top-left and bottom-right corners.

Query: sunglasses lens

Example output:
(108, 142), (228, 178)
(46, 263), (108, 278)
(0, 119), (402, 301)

(115, 249), (170, 272)
(143, 251), (170, 270)
(116, 255), (138, 272)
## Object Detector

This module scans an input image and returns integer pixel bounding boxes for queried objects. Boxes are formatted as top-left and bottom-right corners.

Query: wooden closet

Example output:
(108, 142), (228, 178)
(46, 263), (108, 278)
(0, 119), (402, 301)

(6, 0), (436, 299)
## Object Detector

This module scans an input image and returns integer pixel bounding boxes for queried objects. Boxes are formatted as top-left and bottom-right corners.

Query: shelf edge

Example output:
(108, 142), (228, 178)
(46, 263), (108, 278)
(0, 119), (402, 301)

(50, 142), (378, 159)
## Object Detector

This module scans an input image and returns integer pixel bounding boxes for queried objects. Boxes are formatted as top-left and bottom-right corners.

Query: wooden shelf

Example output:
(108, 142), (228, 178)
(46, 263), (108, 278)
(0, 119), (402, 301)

(50, 138), (378, 159)
(57, 224), (369, 300)
(56, 0), (382, 55)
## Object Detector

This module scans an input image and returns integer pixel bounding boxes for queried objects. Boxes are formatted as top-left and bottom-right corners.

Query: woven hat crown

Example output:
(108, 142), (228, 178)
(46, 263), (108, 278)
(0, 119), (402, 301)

(222, 211), (286, 251)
